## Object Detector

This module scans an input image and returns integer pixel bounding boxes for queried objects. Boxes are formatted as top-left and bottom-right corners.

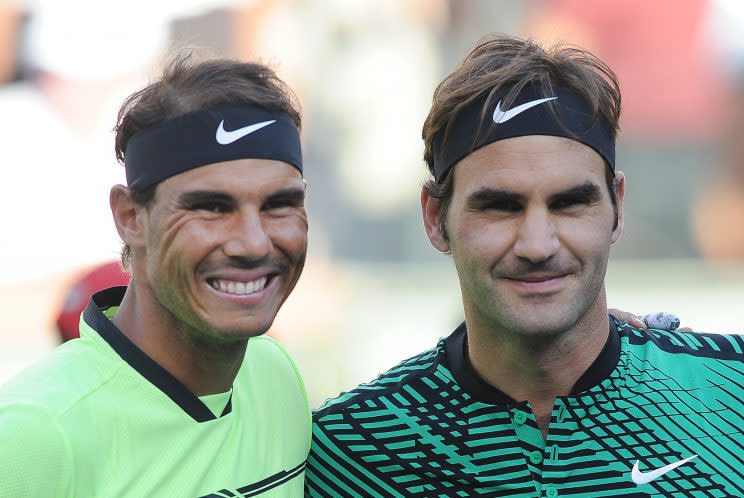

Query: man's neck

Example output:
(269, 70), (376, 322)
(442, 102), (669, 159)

(465, 297), (610, 436)
(111, 282), (247, 397)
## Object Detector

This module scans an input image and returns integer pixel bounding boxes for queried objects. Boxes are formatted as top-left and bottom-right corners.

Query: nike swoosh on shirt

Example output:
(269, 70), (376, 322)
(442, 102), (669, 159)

(631, 454), (698, 485)
(215, 119), (276, 145)
(492, 97), (557, 124)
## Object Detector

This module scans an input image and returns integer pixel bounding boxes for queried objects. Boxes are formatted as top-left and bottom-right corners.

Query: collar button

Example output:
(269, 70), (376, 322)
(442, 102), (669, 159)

(513, 410), (527, 425)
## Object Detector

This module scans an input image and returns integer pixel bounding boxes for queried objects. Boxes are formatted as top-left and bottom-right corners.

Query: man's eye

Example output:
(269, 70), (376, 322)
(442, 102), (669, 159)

(264, 198), (302, 211)
(551, 198), (583, 210)
(486, 201), (522, 212)
(193, 202), (230, 213)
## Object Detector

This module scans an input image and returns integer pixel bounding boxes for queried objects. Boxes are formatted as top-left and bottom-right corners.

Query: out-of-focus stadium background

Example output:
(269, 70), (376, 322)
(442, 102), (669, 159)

(0, 0), (743, 407)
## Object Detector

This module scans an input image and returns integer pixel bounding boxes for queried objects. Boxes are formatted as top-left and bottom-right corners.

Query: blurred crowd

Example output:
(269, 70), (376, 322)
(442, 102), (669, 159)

(1, 0), (743, 402)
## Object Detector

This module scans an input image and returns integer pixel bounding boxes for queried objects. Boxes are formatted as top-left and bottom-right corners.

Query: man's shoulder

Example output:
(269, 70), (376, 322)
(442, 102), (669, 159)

(245, 334), (299, 364)
(238, 335), (312, 440)
(241, 335), (307, 389)
(616, 321), (744, 397)
(617, 320), (744, 364)
(0, 339), (118, 497)
(0, 399), (75, 497)
(0, 336), (121, 417)
(313, 339), (447, 420)
(307, 337), (469, 497)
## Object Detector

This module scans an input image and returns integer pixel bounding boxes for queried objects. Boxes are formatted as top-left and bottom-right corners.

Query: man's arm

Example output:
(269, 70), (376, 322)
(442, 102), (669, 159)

(0, 404), (74, 497)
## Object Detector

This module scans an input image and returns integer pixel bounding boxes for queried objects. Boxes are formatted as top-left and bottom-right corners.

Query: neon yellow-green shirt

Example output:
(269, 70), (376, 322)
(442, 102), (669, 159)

(0, 287), (311, 497)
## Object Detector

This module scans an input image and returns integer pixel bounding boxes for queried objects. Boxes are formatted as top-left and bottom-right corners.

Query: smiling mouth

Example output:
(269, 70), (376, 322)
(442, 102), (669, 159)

(501, 273), (570, 294)
(207, 276), (269, 296)
(508, 274), (566, 283)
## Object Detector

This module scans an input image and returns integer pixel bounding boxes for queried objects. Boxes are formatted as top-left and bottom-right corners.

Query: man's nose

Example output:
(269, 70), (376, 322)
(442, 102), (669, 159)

(222, 209), (272, 260)
(512, 206), (560, 263)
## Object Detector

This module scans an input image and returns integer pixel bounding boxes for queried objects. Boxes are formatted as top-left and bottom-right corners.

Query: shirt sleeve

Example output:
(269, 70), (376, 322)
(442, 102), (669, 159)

(0, 403), (74, 497)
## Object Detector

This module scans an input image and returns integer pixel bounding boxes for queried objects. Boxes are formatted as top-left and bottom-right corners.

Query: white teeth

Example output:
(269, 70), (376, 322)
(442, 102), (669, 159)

(210, 277), (269, 296)
(254, 277), (265, 292)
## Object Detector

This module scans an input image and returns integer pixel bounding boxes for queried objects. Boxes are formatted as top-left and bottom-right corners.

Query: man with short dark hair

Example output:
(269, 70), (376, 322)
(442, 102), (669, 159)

(0, 55), (311, 497)
(306, 35), (744, 497)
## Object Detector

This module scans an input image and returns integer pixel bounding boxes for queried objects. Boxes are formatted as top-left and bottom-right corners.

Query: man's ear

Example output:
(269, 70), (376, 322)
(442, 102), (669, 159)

(611, 171), (626, 244)
(110, 185), (147, 249)
(421, 186), (451, 253)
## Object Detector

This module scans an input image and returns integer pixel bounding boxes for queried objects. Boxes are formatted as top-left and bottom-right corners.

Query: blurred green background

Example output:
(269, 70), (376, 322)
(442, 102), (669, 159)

(0, 0), (742, 407)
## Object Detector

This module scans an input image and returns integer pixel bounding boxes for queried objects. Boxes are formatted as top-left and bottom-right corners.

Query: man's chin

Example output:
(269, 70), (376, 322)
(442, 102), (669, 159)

(195, 313), (275, 343)
(499, 307), (582, 338)
(508, 323), (570, 340)
(189, 326), (267, 352)
(212, 321), (273, 340)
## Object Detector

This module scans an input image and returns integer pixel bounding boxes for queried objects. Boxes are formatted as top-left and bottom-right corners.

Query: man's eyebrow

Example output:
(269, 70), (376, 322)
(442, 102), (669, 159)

(266, 187), (306, 203)
(176, 190), (236, 206)
(548, 182), (602, 203)
(466, 188), (525, 207)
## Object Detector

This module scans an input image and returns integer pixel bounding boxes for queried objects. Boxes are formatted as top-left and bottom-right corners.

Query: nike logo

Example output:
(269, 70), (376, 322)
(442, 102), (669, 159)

(492, 97), (557, 124)
(215, 119), (276, 145)
(631, 454), (698, 485)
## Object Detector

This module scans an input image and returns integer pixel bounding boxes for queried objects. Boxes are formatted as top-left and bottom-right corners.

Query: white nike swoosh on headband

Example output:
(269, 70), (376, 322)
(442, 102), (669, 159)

(215, 119), (276, 145)
(492, 97), (557, 124)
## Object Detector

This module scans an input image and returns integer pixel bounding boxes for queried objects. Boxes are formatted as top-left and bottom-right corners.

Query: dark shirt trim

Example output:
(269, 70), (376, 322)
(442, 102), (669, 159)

(82, 286), (232, 423)
(444, 316), (621, 405)
(571, 316), (620, 393)
(199, 461), (307, 498)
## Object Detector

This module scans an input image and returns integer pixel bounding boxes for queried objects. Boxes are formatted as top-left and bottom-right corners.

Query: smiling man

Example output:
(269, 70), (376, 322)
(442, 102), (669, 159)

(0, 56), (310, 497)
(306, 35), (744, 497)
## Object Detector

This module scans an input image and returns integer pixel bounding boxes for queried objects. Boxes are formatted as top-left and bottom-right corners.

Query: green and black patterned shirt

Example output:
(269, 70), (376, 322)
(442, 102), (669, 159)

(306, 317), (744, 497)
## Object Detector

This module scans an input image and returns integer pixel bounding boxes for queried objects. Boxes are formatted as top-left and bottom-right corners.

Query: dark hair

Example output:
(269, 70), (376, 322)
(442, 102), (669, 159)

(114, 52), (301, 268)
(422, 34), (622, 240)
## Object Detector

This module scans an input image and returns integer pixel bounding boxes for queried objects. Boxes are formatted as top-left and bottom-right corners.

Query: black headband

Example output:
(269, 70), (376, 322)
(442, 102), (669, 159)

(124, 106), (302, 190)
(431, 85), (615, 182)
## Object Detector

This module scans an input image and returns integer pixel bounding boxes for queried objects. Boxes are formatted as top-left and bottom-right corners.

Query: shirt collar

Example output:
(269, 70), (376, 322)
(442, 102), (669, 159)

(444, 316), (621, 406)
(82, 286), (233, 422)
